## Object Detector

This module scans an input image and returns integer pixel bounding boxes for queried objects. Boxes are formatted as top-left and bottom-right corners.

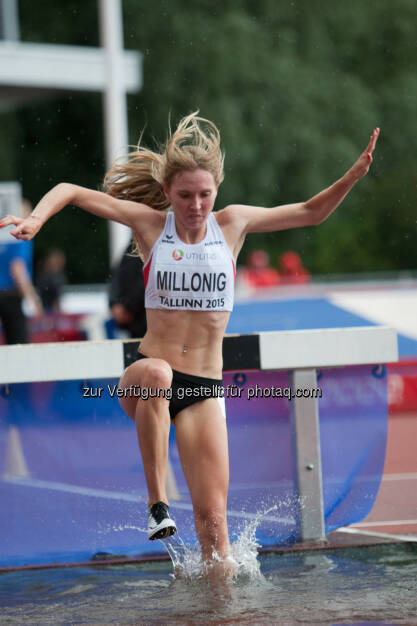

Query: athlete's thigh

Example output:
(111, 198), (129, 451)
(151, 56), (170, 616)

(174, 398), (229, 507)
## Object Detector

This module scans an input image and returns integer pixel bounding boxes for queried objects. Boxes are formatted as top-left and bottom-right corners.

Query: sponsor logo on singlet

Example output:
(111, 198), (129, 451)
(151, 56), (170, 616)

(170, 249), (217, 263)
(172, 249), (184, 261)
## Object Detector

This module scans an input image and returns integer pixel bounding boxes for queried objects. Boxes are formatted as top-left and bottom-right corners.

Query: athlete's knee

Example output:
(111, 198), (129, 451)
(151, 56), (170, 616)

(118, 359), (172, 419)
(140, 360), (173, 391)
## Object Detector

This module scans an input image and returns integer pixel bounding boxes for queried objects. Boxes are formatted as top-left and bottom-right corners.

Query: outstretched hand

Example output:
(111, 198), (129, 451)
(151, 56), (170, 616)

(0, 214), (43, 241)
(350, 128), (380, 180)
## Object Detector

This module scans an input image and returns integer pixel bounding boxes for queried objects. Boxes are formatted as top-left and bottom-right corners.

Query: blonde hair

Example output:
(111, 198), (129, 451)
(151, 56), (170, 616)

(103, 111), (224, 211)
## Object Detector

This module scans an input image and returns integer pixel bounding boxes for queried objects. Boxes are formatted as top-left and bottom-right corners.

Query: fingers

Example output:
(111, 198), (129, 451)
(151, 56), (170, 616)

(10, 223), (32, 239)
(10, 224), (23, 237)
(10, 225), (25, 238)
(10, 229), (23, 238)
(10, 226), (33, 240)
(366, 127), (380, 154)
(11, 232), (30, 241)
(0, 215), (23, 229)
(0, 214), (37, 240)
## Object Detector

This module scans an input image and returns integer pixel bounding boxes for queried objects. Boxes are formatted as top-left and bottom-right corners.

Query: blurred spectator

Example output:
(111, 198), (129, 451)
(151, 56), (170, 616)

(238, 249), (280, 289)
(278, 251), (311, 285)
(108, 240), (147, 338)
(0, 200), (43, 344)
(36, 248), (67, 311)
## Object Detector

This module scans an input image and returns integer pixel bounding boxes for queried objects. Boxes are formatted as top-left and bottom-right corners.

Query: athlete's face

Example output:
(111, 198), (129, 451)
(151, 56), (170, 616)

(164, 169), (217, 232)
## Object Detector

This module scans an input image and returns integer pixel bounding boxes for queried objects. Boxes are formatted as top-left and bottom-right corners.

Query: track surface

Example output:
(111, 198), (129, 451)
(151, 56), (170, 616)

(350, 411), (417, 538)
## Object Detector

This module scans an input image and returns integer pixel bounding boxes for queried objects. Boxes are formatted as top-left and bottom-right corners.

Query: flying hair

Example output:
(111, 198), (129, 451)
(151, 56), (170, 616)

(103, 111), (224, 212)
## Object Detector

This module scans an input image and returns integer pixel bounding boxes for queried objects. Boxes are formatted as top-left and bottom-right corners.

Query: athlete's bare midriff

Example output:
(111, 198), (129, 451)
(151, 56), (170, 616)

(138, 308), (230, 378)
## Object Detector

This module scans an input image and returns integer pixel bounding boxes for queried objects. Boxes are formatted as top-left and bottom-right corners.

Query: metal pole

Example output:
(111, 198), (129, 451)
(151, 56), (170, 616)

(98, 0), (131, 266)
(289, 368), (326, 542)
(0, 0), (20, 40)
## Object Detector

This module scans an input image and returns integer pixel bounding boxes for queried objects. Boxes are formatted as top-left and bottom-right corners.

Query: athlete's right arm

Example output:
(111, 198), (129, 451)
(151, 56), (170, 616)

(0, 183), (151, 241)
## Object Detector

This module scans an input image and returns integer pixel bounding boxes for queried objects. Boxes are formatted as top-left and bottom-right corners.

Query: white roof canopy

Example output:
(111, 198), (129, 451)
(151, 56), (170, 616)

(0, 41), (141, 106)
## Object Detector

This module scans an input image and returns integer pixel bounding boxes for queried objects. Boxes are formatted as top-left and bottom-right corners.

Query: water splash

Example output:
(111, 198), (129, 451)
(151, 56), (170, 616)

(97, 522), (147, 535)
(161, 505), (278, 584)
(230, 504), (278, 580)
(163, 534), (202, 580)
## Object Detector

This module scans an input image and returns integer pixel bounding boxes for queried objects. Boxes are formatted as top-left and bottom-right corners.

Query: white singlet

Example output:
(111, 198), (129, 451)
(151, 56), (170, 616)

(144, 212), (235, 311)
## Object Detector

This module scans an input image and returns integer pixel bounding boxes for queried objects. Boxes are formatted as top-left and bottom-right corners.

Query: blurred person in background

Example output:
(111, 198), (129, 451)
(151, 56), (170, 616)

(237, 248), (280, 289)
(277, 250), (311, 285)
(108, 239), (147, 339)
(0, 199), (43, 344)
(36, 248), (67, 311)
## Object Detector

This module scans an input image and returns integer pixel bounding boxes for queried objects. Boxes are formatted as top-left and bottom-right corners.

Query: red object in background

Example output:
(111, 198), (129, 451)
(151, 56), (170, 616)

(29, 313), (86, 342)
(388, 360), (417, 413)
(278, 251), (311, 285)
(0, 312), (86, 344)
(242, 250), (281, 288)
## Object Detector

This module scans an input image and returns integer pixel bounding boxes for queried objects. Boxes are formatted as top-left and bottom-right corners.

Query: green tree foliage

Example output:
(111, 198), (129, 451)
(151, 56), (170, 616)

(0, 0), (415, 281)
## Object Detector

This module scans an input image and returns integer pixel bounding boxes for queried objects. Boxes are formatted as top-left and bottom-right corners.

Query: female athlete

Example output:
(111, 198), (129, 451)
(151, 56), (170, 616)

(0, 113), (379, 581)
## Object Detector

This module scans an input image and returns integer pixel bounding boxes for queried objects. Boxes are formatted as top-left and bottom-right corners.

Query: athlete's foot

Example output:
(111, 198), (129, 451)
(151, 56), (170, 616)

(148, 501), (177, 540)
(202, 554), (237, 586)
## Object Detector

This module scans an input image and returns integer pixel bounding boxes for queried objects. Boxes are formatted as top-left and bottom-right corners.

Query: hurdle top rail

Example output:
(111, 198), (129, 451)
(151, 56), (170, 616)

(0, 326), (397, 384)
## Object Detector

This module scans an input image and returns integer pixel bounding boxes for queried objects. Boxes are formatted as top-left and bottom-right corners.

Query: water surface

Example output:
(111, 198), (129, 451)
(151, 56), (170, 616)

(1, 542), (416, 625)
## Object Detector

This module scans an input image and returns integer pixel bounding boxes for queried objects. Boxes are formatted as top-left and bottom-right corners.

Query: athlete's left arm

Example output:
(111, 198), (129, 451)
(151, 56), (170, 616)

(230, 128), (379, 235)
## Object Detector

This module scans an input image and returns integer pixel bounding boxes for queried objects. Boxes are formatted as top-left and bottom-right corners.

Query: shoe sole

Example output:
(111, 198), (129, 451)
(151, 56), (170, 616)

(149, 525), (177, 540)
(148, 520), (177, 541)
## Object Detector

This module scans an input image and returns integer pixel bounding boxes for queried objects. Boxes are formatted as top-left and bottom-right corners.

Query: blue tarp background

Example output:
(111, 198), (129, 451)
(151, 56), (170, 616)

(0, 364), (387, 567)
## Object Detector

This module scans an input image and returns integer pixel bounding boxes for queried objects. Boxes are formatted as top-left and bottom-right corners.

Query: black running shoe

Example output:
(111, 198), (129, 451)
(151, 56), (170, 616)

(148, 501), (177, 540)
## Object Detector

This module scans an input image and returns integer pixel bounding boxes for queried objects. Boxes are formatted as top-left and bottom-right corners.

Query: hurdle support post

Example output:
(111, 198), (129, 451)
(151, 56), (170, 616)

(289, 368), (325, 542)
(256, 326), (398, 543)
